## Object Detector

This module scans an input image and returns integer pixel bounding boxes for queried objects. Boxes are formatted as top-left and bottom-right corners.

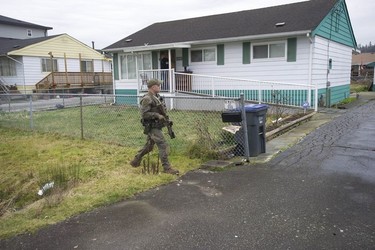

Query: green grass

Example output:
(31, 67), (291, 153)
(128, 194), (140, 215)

(0, 127), (203, 239)
(337, 97), (357, 105)
(350, 81), (371, 93)
(0, 104), (300, 238)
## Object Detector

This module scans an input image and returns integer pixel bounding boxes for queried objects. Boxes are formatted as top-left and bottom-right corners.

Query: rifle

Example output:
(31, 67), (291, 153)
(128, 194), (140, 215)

(157, 98), (176, 139)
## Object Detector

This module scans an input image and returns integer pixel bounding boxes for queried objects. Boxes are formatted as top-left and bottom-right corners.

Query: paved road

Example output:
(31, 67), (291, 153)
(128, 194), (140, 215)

(1, 101), (374, 249)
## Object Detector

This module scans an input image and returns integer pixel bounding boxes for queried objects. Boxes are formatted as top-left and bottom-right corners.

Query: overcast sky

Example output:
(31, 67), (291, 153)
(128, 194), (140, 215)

(1, 0), (373, 49)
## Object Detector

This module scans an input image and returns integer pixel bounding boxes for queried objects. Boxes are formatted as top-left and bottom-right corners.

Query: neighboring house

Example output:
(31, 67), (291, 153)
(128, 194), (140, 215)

(351, 52), (375, 78)
(0, 16), (112, 94)
(104, 0), (356, 107)
(0, 15), (52, 39)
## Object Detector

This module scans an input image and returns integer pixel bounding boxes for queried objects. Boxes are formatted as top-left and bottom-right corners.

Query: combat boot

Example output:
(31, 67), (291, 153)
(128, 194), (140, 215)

(163, 167), (179, 175)
(130, 158), (141, 168)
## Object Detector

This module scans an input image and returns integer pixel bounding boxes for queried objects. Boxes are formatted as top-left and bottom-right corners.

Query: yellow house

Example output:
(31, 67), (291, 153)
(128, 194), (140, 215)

(0, 33), (112, 94)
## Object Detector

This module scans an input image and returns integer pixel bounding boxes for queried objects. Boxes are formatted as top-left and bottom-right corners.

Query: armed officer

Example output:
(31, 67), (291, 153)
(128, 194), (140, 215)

(130, 79), (179, 175)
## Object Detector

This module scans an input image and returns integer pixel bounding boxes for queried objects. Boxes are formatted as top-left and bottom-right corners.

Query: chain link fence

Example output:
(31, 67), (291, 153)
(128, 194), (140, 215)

(0, 93), (300, 161)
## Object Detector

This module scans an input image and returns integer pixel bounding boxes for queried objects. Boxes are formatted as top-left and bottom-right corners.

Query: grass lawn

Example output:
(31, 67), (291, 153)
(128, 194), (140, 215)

(0, 103), (307, 239)
(0, 126), (203, 239)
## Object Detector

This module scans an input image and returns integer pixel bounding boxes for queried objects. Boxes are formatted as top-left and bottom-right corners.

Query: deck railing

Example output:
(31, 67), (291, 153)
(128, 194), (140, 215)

(35, 72), (113, 90)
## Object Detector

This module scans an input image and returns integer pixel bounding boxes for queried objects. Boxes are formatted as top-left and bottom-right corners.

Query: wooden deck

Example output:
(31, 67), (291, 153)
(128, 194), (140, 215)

(35, 72), (113, 92)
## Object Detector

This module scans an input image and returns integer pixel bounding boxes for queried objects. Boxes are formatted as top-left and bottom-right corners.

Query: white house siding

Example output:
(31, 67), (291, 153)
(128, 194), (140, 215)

(22, 56), (47, 87)
(312, 36), (352, 88)
(187, 36), (311, 85)
(312, 36), (352, 104)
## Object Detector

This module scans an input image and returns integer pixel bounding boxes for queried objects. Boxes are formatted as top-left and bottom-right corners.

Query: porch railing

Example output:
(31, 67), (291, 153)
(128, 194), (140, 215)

(138, 69), (317, 111)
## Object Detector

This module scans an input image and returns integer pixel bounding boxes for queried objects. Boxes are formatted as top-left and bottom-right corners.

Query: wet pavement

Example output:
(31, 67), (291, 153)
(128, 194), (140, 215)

(1, 93), (375, 249)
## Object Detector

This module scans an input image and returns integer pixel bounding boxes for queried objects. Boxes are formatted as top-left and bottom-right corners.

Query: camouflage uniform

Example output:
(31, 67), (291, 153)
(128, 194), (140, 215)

(131, 92), (171, 170)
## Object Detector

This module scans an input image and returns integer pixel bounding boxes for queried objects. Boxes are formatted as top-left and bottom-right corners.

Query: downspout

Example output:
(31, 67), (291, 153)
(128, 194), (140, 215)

(307, 33), (317, 111)
(6, 55), (26, 94)
(325, 8), (335, 108)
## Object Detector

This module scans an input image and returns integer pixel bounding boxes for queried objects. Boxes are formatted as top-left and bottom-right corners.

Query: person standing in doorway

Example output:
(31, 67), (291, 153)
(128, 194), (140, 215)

(130, 79), (179, 175)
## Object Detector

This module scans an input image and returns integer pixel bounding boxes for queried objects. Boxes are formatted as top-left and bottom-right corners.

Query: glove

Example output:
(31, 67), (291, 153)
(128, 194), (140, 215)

(156, 114), (166, 122)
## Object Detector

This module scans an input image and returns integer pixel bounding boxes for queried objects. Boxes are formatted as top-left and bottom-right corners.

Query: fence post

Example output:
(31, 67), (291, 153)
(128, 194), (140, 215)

(240, 93), (250, 162)
(314, 86), (318, 111)
(7, 95), (11, 112)
(29, 94), (33, 129)
(258, 81), (262, 104)
(80, 96), (84, 139)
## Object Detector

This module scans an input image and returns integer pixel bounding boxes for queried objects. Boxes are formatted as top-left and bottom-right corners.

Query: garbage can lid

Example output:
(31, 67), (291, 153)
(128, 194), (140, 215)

(244, 104), (268, 112)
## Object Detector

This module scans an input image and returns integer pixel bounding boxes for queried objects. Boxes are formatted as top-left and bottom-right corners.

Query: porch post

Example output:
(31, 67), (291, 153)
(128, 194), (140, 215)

(168, 49), (172, 93)
(64, 53), (69, 87)
(79, 53), (83, 87)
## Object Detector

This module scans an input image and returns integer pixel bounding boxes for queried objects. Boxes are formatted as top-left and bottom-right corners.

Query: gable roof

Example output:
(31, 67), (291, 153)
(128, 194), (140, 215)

(104, 0), (339, 51)
(0, 15), (52, 30)
(0, 35), (58, 56)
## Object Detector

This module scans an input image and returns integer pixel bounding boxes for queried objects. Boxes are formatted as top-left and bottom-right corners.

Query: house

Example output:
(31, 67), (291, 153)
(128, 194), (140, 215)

(104, 0), (356, 107)
(351, 52), (375, 78)
(0, 15), (112, 94)
(0, 15), (52, 39)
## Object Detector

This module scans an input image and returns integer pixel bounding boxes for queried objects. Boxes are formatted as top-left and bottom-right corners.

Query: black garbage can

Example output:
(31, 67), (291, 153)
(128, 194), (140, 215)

(221, 104), (268, 157)
(244, 104), (268, 157)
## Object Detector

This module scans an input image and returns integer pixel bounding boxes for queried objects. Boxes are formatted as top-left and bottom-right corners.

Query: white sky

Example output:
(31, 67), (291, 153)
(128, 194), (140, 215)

(1, 0), (373, 49)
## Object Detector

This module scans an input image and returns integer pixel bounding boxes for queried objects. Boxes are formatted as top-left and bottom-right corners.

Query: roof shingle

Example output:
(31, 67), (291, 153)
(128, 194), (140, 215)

(104, 0), (338, 50)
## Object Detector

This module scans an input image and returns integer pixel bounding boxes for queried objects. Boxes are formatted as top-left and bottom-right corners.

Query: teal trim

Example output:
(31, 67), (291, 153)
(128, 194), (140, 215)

(242, 42), (251, 64)
(113, 53), (119, 80)
(191, 85), (349, 108)
(194, 89), (312, 107)
(312, 0), (357, 48)
(182, 48), (189, 67)
(152, 51), (158, 69)
(115, 89), (138, 105)
(317, 84), (350, 106)
(287, 38), (297, 62)
(330, 84), (350, 105)
(217, 44), (224, 65)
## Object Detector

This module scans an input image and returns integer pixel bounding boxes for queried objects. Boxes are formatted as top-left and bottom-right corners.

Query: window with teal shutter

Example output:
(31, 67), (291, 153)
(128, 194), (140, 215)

(217, 44), (224, 65)
(287, 38), (297, 62)
(243, 42), (251, 64)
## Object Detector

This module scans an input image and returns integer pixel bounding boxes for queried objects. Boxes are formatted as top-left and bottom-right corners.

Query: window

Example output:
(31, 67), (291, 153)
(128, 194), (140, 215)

(191, 48), (216, 63)
(81, 60), (93, 72)
(120, 53), (151, 80)
(0, 57), (17, 76)
(252, 41), (286, 60)
(27, 29), (32, 37)
(41, 58), (58, 72)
